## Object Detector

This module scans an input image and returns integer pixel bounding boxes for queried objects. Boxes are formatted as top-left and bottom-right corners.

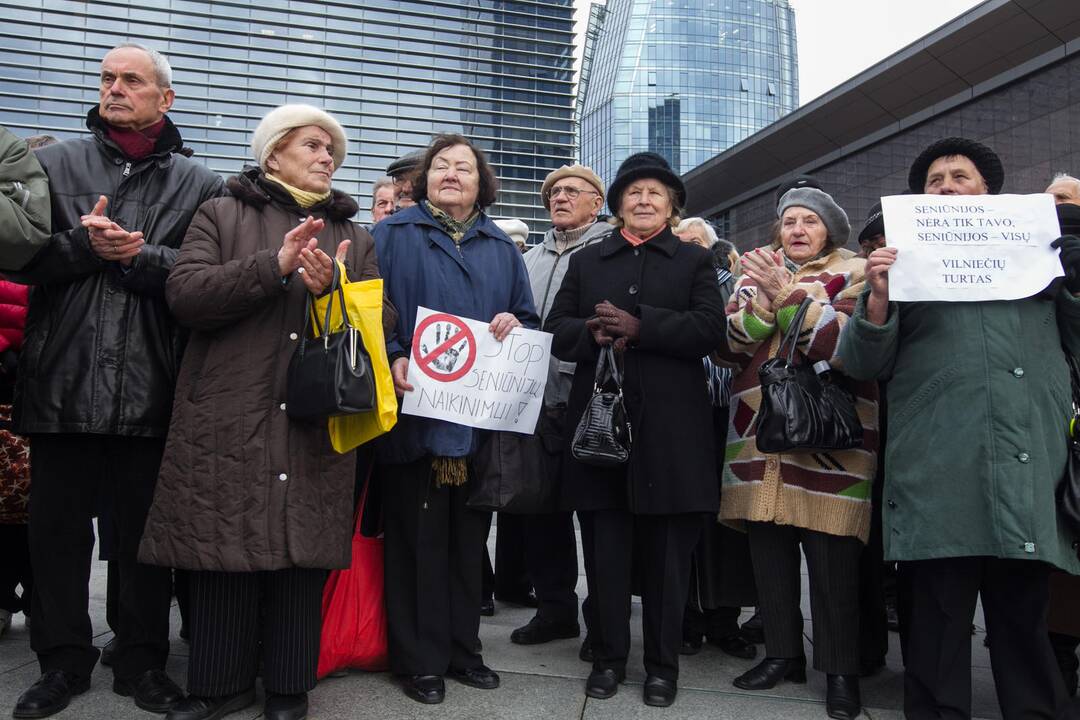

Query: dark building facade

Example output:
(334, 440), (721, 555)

(683, 0), (1080, 251)
(0, 0), (577, 236)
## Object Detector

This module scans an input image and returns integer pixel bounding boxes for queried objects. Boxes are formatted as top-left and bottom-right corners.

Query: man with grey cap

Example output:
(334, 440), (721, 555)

(386, 149), (423, 211)
(10, 43), (224, 720)
(511, 164), (609, 649)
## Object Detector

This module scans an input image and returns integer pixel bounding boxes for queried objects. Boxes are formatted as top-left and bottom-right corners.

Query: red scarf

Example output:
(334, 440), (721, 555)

(621, 226), (665, 247)
(105, 118), (166, 161)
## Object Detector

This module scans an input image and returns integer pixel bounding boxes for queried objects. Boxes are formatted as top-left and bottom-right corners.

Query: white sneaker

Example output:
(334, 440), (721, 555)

(0, 609), (11, 637)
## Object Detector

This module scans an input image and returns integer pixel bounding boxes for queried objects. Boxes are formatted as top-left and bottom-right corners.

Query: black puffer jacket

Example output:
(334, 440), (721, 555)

(10, 107), (226, 437)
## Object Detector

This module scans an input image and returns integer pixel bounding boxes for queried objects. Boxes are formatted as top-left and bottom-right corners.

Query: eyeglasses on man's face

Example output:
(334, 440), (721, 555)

(547, 184), (599, 201)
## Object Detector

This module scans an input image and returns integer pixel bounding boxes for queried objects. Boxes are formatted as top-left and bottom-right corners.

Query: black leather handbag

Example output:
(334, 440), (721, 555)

(1059, 352), (1080, 554)
(571, 345), (632, 467)
(755, 297), (863, 454)
(286, 263), (376, 422)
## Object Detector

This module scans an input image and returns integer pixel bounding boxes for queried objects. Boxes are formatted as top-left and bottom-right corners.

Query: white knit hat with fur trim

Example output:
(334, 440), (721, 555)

(251, 104), (347, 171)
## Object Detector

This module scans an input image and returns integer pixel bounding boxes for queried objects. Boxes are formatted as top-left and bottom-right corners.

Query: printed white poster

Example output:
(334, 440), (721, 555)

(881, 193), (1063, 302)
(400, 306), (552, 434)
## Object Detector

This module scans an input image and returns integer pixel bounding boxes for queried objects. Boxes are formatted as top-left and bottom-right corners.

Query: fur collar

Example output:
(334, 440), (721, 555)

(226, 166), (359, 221)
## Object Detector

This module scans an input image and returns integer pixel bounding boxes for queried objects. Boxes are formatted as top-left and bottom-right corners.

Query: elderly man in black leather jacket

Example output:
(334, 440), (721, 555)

(8, 43), (224, 720)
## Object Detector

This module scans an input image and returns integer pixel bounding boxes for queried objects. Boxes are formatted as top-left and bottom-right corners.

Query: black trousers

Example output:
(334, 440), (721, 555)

(747, 522), (862, 675)
(481, 513), (531, 602)
(903, 557), (1070, 719)
(28, 434), (172, 681)
(0, 523), (32, 614)
(381, 458), (490, 676)
(522, 511), (579, 625)
(858, 466), (889, 667)
(186, 567), (323, 697)
(579, 509), (703, 682)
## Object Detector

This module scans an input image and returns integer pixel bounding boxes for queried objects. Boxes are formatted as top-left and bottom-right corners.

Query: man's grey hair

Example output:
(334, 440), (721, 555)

(371, 176), (395, 208)
(108, 43), (172, 88)
(1051, 172), (1080, 191)
(674, 217), (719, 245)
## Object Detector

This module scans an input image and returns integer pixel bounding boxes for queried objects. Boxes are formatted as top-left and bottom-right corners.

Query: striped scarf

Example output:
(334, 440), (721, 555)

(425, 200), (479, 247)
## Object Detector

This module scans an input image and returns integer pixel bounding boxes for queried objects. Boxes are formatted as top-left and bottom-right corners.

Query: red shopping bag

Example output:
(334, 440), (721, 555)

(316, 481), (388, 677)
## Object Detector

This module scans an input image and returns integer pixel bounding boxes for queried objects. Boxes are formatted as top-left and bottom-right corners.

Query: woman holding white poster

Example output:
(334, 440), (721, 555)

(370, 133), (538, 705)
(840, 136), (1080, 719)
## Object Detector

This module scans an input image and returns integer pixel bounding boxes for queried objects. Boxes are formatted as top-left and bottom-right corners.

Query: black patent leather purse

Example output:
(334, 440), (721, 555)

(286, 263), (376, 422)
(571, 345), (632, 466)
(755, 298), (863, 453)
(1059, 352), (1080, 556)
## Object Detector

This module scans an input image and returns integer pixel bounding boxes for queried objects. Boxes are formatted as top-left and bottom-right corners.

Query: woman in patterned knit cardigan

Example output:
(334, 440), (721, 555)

(719, 187), (878, 719)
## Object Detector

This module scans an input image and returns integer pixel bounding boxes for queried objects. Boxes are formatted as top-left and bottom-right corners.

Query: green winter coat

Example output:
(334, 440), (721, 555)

(839, 286), (1080, 574)
(0, 126), (50, 270)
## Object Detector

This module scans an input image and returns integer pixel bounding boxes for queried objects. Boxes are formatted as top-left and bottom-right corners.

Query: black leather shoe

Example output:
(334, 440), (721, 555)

(447, 665), (499, 689)
(403, 675), (444, 704)
(479, 597), (495, 617)
(114, 669), (183, 712)
(100, 637), (117, 667)
(643, 675), (677, 707)
(710, 633), (758, 660)
(679, 633), (703, 656)
(511, 616), (580, 645)
(579, 636), (594, 663)
(826, 674), (861, 720)
(584, 668), (624, 699)
(740, 612), (765, 644)
(733, 656), (807, 690)
(264, 692), (308, 720)
(14, 671), (90, 719)
(165, 689), (256, 720)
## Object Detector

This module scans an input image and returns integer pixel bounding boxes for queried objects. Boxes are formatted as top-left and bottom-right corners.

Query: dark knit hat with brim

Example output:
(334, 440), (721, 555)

(858, 201), (884, 243)
(607, 152), (686, 212)
(1057, 202), (1080, 236)
(908, 137), (1004, 194)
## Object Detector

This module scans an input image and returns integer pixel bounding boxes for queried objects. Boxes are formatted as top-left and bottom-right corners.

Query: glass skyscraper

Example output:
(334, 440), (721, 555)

(579, 0), (798, 194)
(0, 0), (577, 236)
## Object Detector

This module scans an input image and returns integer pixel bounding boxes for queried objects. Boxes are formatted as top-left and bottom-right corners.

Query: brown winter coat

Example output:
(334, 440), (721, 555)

(138, 169), (396, 572)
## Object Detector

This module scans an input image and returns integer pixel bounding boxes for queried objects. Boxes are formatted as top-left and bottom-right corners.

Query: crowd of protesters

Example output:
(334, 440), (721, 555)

(0, 41), (1079, 720)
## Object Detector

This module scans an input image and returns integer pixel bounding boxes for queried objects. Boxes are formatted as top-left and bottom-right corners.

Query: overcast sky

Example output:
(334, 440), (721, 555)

(572, 0), (985, 106)
(789, 0), (983, 104)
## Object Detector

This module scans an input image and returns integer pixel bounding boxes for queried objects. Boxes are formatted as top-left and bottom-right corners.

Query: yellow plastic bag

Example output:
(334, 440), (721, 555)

(311, 264), (397, 452)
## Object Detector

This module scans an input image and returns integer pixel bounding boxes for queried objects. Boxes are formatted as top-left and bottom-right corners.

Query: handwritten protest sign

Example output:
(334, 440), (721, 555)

(881, 193), (1062, 302)
(400, 306), (552, 434)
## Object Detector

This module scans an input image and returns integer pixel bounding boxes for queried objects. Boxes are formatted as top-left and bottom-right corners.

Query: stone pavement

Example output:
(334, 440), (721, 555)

(0, 525), (1047, 720)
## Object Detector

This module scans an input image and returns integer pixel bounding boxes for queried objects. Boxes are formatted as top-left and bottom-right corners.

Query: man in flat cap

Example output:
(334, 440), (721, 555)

(841, 137), (1080, 718)
(510, 165), (609, 651)
(386, 149), (423, 212)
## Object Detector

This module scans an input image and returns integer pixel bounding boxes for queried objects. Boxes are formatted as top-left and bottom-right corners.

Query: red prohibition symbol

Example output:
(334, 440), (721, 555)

(411, 312), (477, 383)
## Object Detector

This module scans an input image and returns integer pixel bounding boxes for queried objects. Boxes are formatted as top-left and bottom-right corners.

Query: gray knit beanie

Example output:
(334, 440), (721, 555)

(777, 187), (851, 248)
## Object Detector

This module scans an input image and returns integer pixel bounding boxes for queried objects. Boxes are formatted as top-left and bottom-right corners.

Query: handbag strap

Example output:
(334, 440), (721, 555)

(777, 297), (814, 365)
(298, 262), (348, 360)
(593, 344), (623, 391)
(1067, 350), (1080, 419)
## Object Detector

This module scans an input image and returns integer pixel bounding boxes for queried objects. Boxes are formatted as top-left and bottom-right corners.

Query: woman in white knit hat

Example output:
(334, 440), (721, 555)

(139, 104), (396, 720)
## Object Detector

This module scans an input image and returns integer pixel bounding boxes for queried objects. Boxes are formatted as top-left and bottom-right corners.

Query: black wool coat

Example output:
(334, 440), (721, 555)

(544, 227), (726, 515)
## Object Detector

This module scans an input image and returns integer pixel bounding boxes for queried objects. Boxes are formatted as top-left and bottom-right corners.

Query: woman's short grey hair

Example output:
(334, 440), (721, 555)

(674, 217), (719, 245)
(111, 43), (172, 88)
